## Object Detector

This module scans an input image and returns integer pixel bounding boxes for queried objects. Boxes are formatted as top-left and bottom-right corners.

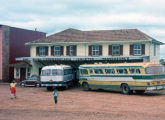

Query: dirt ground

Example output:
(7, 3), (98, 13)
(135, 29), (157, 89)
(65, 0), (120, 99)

(0, 84), (165, 120)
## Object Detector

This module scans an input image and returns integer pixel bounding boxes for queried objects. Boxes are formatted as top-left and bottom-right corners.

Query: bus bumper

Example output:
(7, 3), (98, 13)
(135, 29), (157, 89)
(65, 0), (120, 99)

(41, 82), (67, 87)
(146, 86), (165, 91)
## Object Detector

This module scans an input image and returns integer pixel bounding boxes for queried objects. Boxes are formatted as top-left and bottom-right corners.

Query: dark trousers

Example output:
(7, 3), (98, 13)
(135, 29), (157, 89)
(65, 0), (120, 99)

(54, 96), (58, 104)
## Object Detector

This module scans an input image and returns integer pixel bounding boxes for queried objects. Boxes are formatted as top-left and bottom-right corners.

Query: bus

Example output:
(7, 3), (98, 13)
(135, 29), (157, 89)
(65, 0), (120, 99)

(41, 65), (75, 91)
(79, 62), (165, 94)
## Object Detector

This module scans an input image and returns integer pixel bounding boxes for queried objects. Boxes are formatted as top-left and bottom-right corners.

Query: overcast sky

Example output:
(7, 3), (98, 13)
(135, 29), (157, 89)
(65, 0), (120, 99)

(0, 0), (165, 58)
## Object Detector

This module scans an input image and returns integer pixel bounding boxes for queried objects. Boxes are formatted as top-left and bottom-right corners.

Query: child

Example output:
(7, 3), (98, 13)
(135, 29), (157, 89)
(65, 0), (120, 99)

(53, 89), (58, 104)
(10, 81), (17, 99)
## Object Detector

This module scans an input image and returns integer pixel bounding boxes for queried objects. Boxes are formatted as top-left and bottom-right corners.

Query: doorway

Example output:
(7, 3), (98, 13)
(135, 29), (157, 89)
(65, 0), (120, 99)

(20, 68), (26, 81)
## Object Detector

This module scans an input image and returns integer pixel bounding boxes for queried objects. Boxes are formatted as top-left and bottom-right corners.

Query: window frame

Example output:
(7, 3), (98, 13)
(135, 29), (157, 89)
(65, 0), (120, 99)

(39, 46), (46, 56)
(92, 45), (99, 56)
(54, 46), (61, 56)
(112, 45), (120, 56)
(133, 44), (142, 55)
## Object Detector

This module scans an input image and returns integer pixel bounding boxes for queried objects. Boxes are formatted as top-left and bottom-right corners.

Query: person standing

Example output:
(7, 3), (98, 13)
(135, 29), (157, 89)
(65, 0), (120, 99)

(53, 89), (58, 104)
(10, 81), (17, 99)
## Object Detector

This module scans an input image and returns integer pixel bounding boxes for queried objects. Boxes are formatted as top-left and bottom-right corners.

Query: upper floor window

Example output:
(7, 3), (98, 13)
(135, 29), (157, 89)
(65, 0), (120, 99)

(36, 46), (48, 56)
(51, 46), (63, 56)
(66, 45), (77, 56)
(130, 44), (145, 56)
(92, 46), (99, 56)
(134, 44), (141, 55)
(89, 45), (102, 56)
(109, 45), (123, 56)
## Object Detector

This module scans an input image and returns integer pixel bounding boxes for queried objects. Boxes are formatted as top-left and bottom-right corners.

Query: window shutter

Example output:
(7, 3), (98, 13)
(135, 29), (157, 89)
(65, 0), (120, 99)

(36, 47), (39, 56)
(120, 45), (123, 55)
(73, 45), (77, 56)
(99, 45), (102, 56)
(66, 46), (70, 56)
(60, 46), (64, 56)
(130, 45), (134, 55)
(108, 45), (112, 55)
(88, 46), (92, 56)
(45, 46), (48, 56)
(142, 44), (145, 55)
(51, 46), (54, 56)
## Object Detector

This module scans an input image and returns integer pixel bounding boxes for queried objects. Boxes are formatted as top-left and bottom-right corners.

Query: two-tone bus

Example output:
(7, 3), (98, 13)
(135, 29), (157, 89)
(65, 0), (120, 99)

(79, 62), (165, 94)
(41, 65), (75, 91)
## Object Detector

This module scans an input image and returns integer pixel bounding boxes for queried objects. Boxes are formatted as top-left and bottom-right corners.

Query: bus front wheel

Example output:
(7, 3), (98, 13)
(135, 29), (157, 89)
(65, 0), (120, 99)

(121, 84), (130, 95)
(82, 82), (90, 91)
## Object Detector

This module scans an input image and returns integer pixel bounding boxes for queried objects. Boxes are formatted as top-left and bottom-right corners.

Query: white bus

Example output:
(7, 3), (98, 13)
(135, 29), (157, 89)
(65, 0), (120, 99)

(41, 65), (75, 91)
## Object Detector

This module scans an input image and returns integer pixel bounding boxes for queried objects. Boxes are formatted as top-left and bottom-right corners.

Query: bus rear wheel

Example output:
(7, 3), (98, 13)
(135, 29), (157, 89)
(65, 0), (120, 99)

(121, 84), (130, 95)
(82, 82), (90, 91)
(47, 87), (53, 91)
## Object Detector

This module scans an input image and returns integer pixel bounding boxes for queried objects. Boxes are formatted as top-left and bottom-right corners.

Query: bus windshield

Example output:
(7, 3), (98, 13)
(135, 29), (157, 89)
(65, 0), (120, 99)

(41, 69), (63, 76)
(145, 66), (164, 74)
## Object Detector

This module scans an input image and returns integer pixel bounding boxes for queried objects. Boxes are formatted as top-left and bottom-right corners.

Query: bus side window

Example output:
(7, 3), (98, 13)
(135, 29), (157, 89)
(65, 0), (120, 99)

(80, 69), (88, 75)
(105, 69), (115, 74)
(129, 68), (135, 74)
(136, 69), (141, 74)
(94, 69), (104, 74)
(89, 69), (93, 75)
(117, 68), (128, 74)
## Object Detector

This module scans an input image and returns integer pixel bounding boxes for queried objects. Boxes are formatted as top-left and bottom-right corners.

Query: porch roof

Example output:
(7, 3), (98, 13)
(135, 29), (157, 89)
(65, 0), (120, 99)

(16, 56), (149, 62)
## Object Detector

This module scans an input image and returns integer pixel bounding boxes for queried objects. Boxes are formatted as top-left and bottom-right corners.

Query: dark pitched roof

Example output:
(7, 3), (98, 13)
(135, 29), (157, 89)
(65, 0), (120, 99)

(29, 28), (162, 44)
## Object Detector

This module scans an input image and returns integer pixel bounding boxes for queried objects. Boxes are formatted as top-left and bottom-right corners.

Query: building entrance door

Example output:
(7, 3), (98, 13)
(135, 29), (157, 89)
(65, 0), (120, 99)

(20, 68), (26, 81)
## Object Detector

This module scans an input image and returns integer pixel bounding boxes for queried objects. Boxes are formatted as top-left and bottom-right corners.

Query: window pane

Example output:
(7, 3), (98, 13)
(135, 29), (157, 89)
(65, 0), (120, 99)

(94, 69), (103, 74)
(112, 45), (120, 55)
(134, 45), (141, 55)
(105, 69), (115, 74)
(117, 68), (128, 74)
(54, 46), (61, 56)
(40, 47), (46, 56)
(92, 46), (99, 56)
(89, 69), (93, 74)
(80, 69), (88, 75)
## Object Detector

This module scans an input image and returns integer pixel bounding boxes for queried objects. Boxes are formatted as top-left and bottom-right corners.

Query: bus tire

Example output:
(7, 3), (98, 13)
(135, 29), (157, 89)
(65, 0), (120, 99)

(135, 90), (145, 95)
(82, 82), (90, 91)
(121, 84), (130, 95)
(47, 87), (53, 91)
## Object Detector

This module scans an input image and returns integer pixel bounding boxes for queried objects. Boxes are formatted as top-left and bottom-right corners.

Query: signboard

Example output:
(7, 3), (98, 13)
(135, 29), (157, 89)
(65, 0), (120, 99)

(16, 56), (149, 61)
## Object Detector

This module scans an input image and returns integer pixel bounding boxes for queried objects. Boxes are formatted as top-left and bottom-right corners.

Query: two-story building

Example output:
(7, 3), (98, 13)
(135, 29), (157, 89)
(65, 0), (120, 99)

(15, 28), (163, 81)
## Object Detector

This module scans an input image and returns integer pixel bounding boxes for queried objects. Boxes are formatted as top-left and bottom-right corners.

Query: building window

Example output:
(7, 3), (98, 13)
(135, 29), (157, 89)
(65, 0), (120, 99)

(27, 68), (31, 77)
(70, 46), (74, 56)
(130, 44), (145, 56)
(92, 46), (99, 56)
(55, 46), (61, 56)
(66, 45), (77, 56)
(112, 45), (120, 56)
(109, 45), (123, 56)
(133, 44), (141, 55)
(40, 47), (46, 56)
(36, 46), (48, 56)
(154, 44), (156, 56)
(51, 46), (63, 56)
(89, 45), (102, 56)
(16, 68), (19, 77)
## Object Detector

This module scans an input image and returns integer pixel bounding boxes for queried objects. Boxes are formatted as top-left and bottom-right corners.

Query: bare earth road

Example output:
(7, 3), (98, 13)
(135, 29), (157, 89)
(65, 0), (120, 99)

(0, 84), (165, 120)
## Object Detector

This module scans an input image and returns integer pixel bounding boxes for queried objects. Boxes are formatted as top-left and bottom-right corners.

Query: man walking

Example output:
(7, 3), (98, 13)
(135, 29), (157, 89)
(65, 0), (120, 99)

(53, 89), (58, 104)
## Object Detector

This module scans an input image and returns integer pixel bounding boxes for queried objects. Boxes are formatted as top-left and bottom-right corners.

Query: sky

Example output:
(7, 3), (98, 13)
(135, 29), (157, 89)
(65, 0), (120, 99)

(0, 0), (165, 58)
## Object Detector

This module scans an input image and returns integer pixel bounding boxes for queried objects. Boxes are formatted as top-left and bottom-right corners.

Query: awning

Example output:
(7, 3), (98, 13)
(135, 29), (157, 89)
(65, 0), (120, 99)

(10, 62), (32, 67)
(16, 56), (149, 62)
